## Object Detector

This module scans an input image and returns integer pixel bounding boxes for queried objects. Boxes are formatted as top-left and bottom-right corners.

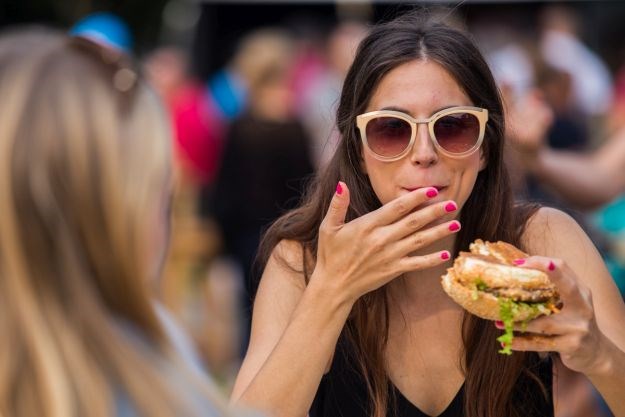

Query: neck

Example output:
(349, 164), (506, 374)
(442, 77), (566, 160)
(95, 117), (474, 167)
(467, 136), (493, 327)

(387, 235), (460, 317)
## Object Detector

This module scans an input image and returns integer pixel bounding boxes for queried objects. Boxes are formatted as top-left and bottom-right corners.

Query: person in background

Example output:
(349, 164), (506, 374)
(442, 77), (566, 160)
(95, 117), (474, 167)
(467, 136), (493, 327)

(144, 45), (240, 383)
(510, 97), (625, 210)
(209, 28), (315, 357)
(144, 46), (224, 187)
(69, 11), (133, 53)
(298, 20), (369, 169)
(538, 5), (613, 119)
(0, 28), (253, 417)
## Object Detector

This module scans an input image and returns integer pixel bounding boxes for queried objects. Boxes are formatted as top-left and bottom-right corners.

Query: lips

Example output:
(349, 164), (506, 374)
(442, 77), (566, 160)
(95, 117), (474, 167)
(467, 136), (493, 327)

(404, 185), (447, 192)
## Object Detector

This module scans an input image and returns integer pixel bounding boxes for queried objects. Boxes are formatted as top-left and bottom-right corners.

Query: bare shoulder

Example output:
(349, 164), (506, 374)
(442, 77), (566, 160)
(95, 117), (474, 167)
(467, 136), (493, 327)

(521, 206), (603, 292)
(231, 239), (310, 400)
(249, 239), (309, 348)
(256, 239), (309, 311)
(262, 239), (309, 289)
(269, 239), (307, 271)
(521, 207), (587, 256)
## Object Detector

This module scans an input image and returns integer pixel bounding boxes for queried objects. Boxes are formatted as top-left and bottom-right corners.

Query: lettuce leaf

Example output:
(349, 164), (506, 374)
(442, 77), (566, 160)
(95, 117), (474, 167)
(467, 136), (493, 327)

(471, 277), (487, 301)
(496, 298), (552, 355)
(497, 298), (516, 355)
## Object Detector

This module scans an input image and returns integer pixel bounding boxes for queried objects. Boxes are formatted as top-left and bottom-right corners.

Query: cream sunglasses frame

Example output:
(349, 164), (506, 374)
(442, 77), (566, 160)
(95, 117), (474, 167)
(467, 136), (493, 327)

(356, 106), (489, 162)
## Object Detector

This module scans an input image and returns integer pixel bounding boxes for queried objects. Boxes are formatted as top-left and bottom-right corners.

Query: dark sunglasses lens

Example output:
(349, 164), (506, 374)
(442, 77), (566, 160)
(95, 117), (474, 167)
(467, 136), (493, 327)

(366, 116), (412, 157)
(433, 113), (480, 153)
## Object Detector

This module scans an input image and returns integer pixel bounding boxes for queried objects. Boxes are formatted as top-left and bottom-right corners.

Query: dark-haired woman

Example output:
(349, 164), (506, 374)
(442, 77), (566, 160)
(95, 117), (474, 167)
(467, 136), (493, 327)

(229, 13), (625, 417)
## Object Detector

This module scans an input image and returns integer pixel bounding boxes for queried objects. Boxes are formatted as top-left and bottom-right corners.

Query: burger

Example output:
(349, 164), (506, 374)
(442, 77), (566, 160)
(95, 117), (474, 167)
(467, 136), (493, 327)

(441, 239), (561, 354)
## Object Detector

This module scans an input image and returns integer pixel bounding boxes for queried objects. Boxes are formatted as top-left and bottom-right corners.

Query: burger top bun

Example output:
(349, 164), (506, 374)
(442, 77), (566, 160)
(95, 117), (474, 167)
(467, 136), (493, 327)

(441, 239), (560, 322)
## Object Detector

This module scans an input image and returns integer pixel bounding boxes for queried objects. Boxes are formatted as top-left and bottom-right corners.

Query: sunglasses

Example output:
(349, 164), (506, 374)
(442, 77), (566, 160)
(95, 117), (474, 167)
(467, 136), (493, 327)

(357, 106), (489, 161)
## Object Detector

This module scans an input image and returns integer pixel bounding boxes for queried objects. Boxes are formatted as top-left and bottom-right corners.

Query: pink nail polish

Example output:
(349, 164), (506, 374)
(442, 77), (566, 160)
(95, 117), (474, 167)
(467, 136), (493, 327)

(548, 261), (556, 271)
(448, 221), (460, 232)
(513, 259), (525, 265)
(444, 202), (457, 212)
(426, 188), (438, 198)
(500, 342), (506, 348)
(336, 182), (343, 195)
(440, 251), (450, 260)
(495, 320), (504, 328)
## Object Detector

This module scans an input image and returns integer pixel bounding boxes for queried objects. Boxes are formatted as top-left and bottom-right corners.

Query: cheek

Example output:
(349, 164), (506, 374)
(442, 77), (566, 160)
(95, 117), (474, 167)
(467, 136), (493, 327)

(478, 148), (487, 171)
(362, 155), (397, 205)
(452, 156), (482, 209)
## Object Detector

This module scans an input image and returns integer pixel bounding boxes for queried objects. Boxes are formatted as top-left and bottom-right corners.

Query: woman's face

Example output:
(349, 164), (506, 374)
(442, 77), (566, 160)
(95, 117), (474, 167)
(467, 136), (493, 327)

(361, 59), (485, 218)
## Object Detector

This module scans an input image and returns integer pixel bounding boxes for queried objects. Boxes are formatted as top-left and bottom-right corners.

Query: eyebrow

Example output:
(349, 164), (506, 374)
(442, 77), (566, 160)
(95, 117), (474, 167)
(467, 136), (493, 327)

(379, 105), (463, 116)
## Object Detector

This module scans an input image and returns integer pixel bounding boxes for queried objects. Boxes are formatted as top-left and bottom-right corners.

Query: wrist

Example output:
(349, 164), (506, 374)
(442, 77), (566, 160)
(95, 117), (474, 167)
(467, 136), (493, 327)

(308, 268), (356, 313)
(585, 334), (619, 379)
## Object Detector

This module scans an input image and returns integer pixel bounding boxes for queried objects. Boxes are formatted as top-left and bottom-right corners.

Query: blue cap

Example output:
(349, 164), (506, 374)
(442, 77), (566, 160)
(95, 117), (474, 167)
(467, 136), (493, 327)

(70, 12), (132, 53)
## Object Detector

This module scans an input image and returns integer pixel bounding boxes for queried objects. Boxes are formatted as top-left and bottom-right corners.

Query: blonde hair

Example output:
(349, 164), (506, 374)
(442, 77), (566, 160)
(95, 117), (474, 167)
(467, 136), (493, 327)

(232, 28), (294, 94)
(0, 29), (234, 417)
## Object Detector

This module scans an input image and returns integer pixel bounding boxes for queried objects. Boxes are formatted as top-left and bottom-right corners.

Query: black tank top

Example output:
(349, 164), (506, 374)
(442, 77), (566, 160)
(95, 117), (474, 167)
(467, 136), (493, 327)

(310, 336), (554, 417)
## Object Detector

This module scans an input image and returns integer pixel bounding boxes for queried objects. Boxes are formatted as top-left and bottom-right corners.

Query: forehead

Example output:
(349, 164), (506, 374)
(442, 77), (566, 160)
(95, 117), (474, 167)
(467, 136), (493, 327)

(366, 59), (472, 115)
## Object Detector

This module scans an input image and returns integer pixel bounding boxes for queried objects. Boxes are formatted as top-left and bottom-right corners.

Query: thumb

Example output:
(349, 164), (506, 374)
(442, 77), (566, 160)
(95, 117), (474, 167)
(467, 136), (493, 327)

(323, 181), (350, 228)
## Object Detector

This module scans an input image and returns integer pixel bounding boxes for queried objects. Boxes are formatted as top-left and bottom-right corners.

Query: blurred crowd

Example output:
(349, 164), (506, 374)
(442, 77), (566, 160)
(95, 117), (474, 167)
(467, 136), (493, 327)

(1, 3), (625, 417)
(143, 15), (369, 383)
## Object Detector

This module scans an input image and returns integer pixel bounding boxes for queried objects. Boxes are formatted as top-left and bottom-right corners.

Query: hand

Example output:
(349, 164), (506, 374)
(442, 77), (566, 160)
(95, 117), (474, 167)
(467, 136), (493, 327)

(505, 89), (554, 157)
(499, 256), (607, 375)
(311, 182), (460, 304)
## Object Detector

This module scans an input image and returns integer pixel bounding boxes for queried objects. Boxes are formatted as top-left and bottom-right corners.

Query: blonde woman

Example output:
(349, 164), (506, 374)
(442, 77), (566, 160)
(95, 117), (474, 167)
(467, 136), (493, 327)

(0, 29), (248, 417)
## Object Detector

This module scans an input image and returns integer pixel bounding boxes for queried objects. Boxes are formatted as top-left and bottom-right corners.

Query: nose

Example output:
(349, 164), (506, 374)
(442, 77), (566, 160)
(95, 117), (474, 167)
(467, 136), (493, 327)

(409, 122), (438, 166)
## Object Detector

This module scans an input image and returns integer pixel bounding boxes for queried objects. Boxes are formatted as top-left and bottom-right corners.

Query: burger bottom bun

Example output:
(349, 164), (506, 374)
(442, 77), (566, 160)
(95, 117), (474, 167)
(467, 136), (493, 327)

(441, 271), (548, 322)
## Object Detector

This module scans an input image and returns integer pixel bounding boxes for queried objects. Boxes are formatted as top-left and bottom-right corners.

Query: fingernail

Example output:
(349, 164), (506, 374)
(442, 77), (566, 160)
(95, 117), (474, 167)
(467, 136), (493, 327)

(444, 201), (457, 212)
(513, 259), (525, 265)
(448, 221), (460, 232)
(548, 261), (556, 271)
(336, 182), (343, 195)
(440, 251), (450, 260)
(495, 320), (504, 329)
(500, 342), (506, 348)
(426, 188), (438, 198)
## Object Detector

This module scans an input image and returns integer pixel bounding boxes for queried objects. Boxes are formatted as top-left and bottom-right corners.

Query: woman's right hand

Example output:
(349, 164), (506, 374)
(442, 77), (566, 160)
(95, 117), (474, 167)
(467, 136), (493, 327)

(311, 182), (460, 304)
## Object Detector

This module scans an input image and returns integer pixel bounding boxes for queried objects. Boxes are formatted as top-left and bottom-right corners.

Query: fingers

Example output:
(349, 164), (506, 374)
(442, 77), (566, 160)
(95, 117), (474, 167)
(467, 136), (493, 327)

(321, 181), (350, 230)
(495, 315), (571, 336)
(494, 316), (563, 353)
(369, 186), (440, 227)
(391, 219), (461, 257)
(513, 256), (581, 305)
(396, 249), (451, 273)
(506, 334), (562, 352)
(386, 199), (458, 242)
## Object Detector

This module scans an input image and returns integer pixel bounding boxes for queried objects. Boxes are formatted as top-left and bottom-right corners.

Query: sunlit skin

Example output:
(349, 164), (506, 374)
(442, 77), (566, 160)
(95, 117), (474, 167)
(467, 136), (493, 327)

(362, 59), (486, 222)
(359, 59), (488, 308)
(357, 60), (488, 412)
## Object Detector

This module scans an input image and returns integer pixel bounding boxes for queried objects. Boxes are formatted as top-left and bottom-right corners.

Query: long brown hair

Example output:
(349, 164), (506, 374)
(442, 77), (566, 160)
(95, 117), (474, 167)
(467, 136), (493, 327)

(0, 29), (235, 417)
(257, 12), (546, 417)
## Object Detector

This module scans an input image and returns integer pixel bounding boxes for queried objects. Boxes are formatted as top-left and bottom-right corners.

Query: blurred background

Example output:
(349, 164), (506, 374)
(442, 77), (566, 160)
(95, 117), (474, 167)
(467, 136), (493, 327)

(2, 1), (625, 416)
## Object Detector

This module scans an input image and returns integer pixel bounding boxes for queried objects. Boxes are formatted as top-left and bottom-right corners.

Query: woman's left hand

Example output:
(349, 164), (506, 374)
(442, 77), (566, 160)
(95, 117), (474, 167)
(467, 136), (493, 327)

(498, 256), (609, 375)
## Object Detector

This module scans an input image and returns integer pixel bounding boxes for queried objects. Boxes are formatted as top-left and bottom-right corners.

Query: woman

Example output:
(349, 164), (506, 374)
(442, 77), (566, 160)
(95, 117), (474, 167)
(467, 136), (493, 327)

(230, 13), (625, 417)
(210, 28), (315, 355)
(0, 29), (244, 417)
